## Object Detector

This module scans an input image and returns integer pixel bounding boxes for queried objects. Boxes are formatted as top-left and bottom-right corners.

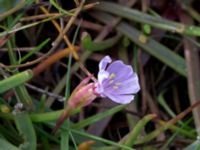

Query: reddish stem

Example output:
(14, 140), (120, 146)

(32, 46), (79, 76)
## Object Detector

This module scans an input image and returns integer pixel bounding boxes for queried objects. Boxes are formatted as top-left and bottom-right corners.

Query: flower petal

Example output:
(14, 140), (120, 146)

(94, 82), (105, 97)
(99, 55), (112, 71)
(97, 70), (109, 84)
(106, 61), (133, 82)
(116, 73), (140, 94)
(103, 76), (140, 94)
(103, 92), (134, 104)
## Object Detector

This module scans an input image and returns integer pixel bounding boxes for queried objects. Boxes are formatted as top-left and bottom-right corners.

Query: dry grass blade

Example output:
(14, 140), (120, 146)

(179, 11), (200, 135)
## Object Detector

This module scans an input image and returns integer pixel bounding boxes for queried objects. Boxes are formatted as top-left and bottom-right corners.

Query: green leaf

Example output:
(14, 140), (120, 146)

(118, 23), (187, 77)
(61, 131), (70, 150)
(14, 112), (36, 150)
(0, 70), (33, 93)
(19, 38), (50, 63)
(70, 129), (134, 150)
(81, 32), (121, 51)
(93, 12), (187, 77)
(72, 105), (125, 129)
(0, 137), (20, 150)
(6, 35), (34, 109)
(123, 114), (157, 147)
(95, 1), (200, 36)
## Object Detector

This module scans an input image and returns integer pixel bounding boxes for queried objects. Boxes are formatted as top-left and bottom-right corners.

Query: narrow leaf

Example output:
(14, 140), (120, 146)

(95, 1), (200, 36)
(0, 70), (33, 93)
(93, 12), (187, 76)
(14, 112), (36, 150)
(0, 137), (20, 150)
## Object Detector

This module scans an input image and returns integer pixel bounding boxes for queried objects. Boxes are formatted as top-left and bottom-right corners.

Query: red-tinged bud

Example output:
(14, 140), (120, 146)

(68, 82), (97, 108)
(52, 76), (97, 133)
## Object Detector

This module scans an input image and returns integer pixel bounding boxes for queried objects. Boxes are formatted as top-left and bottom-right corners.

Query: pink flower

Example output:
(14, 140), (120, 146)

(95, 56), (140, 104)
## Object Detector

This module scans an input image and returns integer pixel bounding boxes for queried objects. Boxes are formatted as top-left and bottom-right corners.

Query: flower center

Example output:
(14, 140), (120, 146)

(112, 82), (121, 90)
(113, 85), (118, 89)
(109, 73), (116, 79)
(108, 73), (122, 90)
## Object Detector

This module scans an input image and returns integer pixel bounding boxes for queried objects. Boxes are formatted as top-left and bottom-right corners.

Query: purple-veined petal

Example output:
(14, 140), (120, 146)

(103, 92), (134, 104)
(99, 59), (132, 87)
(102, 69), (140, 94)
(115, 74), (140, 94)
(106, 61), (133, 82)
(103, 76), (140, 95)
(99, 55), (112, 71)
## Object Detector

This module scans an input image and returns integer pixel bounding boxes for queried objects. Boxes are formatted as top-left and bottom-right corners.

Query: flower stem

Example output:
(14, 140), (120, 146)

(52, 107), (72, 134)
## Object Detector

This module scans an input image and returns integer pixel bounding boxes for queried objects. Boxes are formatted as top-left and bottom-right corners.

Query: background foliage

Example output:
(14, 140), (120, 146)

(0, 0), (200, 149)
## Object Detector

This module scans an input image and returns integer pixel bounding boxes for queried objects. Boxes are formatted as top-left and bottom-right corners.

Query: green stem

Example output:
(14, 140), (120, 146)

(72, 105), (126, 129)
(70, 129), (134, 150)
(123, 114), (156, 147)
(0, 108), (80, 122)
(7, 39), (33, 109)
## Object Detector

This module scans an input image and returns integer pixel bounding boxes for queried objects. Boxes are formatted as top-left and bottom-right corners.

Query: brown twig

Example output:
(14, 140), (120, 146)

(25, 83), (64, 101)
(32, 46), (79, 76)
(0, 1), (83, 69)
(36, 1), (79, 61)
(137, 100), (200, 144)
